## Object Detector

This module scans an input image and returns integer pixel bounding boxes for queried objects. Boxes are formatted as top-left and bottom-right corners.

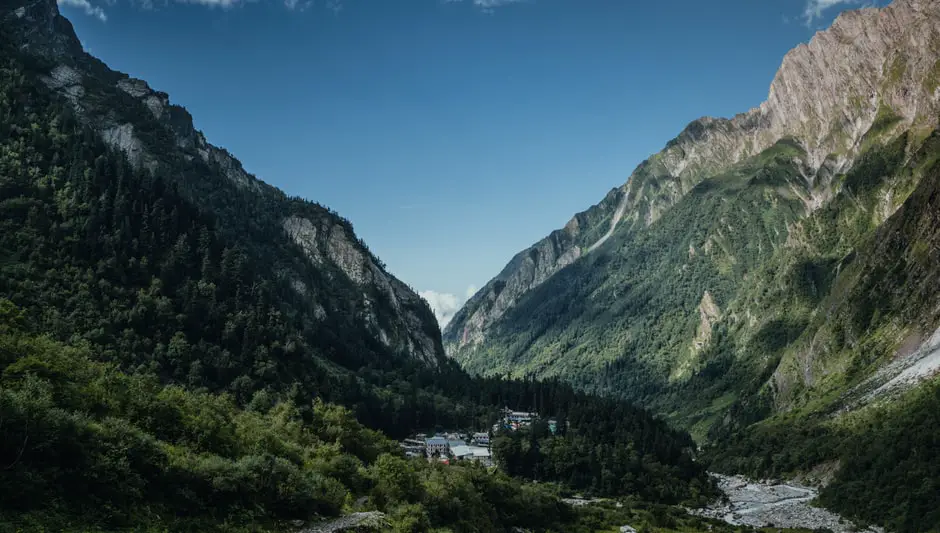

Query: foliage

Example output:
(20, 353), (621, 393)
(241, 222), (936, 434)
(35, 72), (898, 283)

(706, 380), (940, 533)
(492, 415), (710, 505)
(0, 304), (711, 533)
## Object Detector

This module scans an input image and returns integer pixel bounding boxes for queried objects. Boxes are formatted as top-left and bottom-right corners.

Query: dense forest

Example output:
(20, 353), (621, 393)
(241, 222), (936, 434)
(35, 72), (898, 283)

(1, 301), (740, 533)
(492, 415), (710, 504)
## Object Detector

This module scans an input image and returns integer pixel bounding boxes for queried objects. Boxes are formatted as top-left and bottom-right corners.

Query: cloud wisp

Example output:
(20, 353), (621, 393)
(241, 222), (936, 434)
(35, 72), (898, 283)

(57, 0), (108, 21)
(802, 0), (860, 25)
(443, 0), (530, 13)
(56, 0), (533, 19)
(420, 285), (478, 328)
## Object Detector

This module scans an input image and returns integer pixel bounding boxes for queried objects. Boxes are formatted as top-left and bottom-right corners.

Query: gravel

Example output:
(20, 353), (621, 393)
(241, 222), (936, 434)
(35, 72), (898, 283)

(691, 474), (883, 532)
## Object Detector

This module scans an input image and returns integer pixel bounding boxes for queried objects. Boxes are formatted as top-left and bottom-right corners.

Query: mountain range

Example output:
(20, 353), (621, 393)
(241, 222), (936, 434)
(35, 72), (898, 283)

(4, 0), (940, 530)
(446, 0), (940, 431)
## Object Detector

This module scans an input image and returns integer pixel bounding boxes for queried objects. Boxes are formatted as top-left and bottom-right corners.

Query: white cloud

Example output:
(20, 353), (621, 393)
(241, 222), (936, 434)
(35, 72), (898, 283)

(177, 0), (243, 8)
(284, 0), (312, 10)
(444, 0), (530, 13)
(802, 0), (859, 25)
(57, 0), (107, 21)
(420, 285), (478, 328)
(465, 285), (478, 299)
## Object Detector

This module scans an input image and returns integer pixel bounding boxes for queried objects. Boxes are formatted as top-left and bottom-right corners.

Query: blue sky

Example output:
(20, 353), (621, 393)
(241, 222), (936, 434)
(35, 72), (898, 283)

(60, 0), (882, 325)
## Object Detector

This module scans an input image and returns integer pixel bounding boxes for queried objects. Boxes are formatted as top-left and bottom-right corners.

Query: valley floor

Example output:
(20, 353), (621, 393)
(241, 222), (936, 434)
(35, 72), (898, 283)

(692, 474), (882, 532)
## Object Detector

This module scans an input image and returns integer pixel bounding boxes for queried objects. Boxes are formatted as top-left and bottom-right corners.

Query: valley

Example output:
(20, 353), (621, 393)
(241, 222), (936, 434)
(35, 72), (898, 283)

(2, 0), (940, 531)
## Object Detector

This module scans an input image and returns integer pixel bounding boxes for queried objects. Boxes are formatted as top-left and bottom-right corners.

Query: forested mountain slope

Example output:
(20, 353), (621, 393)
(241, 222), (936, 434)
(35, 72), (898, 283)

(443, 1), (940, 528)
(446, 0), (940, 363)
(445, 0), (940, 431)
(0, 0), (457, 434)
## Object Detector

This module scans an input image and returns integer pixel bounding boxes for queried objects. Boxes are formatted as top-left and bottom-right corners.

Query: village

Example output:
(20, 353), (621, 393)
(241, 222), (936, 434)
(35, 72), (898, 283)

(398, 408), (559, 467)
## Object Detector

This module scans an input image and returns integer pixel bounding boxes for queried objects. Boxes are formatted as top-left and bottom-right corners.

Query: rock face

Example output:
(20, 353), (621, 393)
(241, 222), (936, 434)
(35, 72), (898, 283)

(2, 0), (445, 366)
(300, 512), (390, 533)
(446, 186), (623, 353)
(282, 216), (441, 365)
(445, 0), (940, 361)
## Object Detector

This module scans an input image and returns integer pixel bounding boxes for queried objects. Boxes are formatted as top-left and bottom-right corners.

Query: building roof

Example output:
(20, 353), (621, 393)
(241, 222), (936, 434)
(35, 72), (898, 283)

(426, 437), (447, 446)
(450, 445), (473, 458)
(452, 445), (490, 459)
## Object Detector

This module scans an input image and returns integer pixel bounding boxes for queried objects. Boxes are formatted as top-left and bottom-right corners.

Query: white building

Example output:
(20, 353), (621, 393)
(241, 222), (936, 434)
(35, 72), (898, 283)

(472, 432), (490, 445)
(425, 436), (448, 456)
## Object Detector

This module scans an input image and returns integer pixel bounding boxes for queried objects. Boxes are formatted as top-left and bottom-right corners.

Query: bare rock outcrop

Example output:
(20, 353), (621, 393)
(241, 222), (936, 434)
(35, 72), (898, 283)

(445, 0), (940, 358)
(300, 512), (390, 533)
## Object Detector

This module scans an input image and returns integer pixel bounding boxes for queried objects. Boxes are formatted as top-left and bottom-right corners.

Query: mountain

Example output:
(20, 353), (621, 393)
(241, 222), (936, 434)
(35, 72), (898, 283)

(0, 1), (726, 531)
(442, 5), (940, 529)
(445, 0), (940, 465)
(1, 0), (457, 430)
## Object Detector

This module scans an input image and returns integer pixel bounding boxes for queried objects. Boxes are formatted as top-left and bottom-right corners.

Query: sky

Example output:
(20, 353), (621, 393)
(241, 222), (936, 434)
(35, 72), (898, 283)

(59, 0), (884, 326)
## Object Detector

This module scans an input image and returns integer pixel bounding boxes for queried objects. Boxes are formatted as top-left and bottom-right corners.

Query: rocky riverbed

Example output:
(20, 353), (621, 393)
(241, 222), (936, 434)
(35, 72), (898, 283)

(692, 474), (882, 532)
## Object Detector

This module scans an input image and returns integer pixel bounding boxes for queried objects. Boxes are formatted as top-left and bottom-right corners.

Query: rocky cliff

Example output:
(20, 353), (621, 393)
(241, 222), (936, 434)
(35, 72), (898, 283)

(445, 0), (940, 360)
(3, 0), (444, 366)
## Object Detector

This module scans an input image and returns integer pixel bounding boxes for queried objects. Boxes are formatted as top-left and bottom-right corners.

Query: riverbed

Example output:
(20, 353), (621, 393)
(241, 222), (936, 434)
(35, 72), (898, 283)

(691, 474), (882, 532)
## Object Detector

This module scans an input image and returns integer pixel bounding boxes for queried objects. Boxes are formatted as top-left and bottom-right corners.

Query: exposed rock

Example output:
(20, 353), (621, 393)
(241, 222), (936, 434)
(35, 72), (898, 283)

(692, 473), (882, 532)
(327, 225), (370, 286)
(281, 215), (440, 365)
(117, 79), (168, 119)
(101, 123), (145, 167)
(42, 64), (81, 88)
(208, 146), (264, 192)
(842, 324), (940, 410)
(116, 78), (150, 98)
(299, 512), (389, 533)
(445, 0), (940, 365)
(143, 95), (165, 119)
(283, 216), (324, 264)
(692, 291), (721, 352)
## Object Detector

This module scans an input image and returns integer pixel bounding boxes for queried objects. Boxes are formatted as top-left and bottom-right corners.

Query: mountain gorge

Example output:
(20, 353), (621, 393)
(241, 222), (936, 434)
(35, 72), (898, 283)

(5, 0), (940, 530)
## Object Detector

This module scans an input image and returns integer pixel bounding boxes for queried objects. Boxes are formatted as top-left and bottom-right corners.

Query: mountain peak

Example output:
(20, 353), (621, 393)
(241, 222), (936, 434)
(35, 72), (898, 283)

(3, 0), (83, 59)
(446, 0), (940, 358)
